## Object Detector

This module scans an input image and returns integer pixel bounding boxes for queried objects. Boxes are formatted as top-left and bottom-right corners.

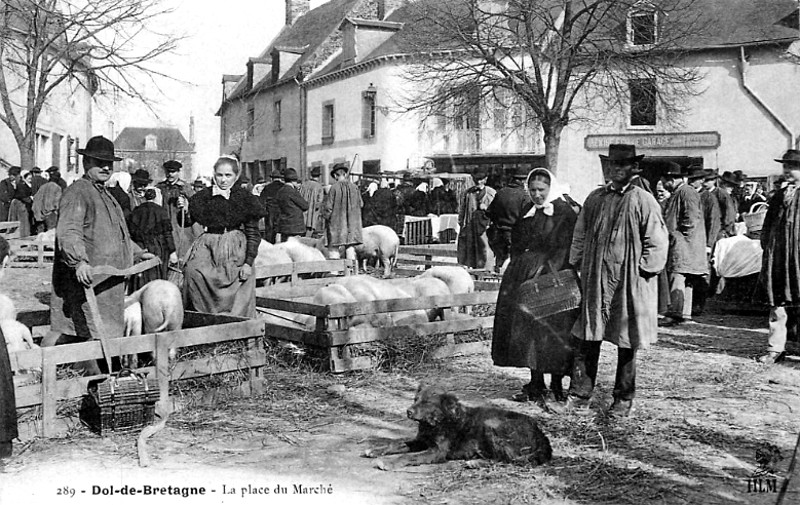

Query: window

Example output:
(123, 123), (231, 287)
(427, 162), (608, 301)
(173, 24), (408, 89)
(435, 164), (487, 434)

(493, 89), (508, 130)
(273, 100), (282, 132)
(628, 10), (657, 46)
(629, 78), (656, 126)
(247, 105), (255, 140)
(362, 90), (377, 139)
(322, 102), (335, 144)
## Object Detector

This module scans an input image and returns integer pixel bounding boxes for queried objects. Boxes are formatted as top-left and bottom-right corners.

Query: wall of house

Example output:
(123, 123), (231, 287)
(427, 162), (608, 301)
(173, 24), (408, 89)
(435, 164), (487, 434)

(0, 67), (94, 180)
(556, 46), (800, 202)
(306, 66), (425, 183)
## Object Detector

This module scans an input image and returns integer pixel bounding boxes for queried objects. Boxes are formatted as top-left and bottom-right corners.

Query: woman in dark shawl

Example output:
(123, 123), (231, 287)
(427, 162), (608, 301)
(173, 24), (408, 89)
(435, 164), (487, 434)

(128, 188), (175, 286)
(181, 156), (265, 318)
(491, 168), (579, 406)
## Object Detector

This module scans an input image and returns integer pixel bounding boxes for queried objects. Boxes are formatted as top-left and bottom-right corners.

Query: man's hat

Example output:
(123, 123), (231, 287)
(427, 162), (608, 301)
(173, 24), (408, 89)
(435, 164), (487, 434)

(271, 168), (284, 178)
(599, 144), (645, 163)
(774, 149), (800, 165)
(284, 167), (299, 182)
(719, 171), (739, 186)
(687, 166), (708, 180)
(511, 166), (528, 179)
(734, 170), (747, 182)
(76, 136), (122, 162)
(239, 175), (250, 184)
(310, 166), (321, 177)
(163, 160), (182, 172)
(31, 166), (42, 174)
(8, 166), (21, 176)
(193, 177), (205, 188)
(46, 166), (60, 174)
(663, 161), (684, 176)
(330, 163), (349, 178)
(471, 168), (488, 181)
(132, 168), (152, 185)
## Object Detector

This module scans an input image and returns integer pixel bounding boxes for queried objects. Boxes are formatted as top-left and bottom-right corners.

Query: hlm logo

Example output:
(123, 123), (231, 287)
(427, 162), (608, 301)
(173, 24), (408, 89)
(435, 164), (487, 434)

(746, 478), (778, 494)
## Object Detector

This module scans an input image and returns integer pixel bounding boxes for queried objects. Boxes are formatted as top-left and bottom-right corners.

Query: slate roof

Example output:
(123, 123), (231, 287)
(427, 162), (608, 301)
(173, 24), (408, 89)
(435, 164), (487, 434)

(222, 0), (360, 105)
(309, 0), (800, 84)
(115, 127), (194, 152)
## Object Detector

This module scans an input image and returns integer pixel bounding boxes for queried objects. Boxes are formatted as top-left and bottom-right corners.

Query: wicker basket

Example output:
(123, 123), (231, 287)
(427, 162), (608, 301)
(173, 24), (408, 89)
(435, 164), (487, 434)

(80, 370), (158, 435)
(742, 202), (768, 233)
(517, 264), (582, 319)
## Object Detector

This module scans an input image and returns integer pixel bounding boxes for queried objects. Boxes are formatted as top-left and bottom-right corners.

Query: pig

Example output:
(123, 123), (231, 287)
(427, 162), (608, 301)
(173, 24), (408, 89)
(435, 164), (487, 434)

(295, 237), (330, 257)
(124, 301), (143, 337)
(312, 284), (365, 328)
(395, 277), (452, 321)
(418, 266), (475, 314)
(0, 293), (16, 321)
(275, 237), (327, 264)
(1, 319), (37, 354)
(335, 276), (427, 327)
(354, 225), (400, 278)
(254, 240), (293, 283)
(125, 280), (184, 363)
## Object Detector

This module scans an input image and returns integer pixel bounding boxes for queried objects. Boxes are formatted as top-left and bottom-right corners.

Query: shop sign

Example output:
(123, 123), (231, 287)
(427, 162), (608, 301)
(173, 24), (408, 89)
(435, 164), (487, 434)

(585, 131), (720, 150)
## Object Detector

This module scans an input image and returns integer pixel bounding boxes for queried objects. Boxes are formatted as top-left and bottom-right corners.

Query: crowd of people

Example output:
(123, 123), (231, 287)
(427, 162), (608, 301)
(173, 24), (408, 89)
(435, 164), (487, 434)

(489, 143), (799, 417)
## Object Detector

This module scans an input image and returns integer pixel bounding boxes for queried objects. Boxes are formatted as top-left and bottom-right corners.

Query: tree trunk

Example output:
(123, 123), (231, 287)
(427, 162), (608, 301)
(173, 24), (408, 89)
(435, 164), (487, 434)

(19, 138), (36, 172)
(543, 125), (563, 175)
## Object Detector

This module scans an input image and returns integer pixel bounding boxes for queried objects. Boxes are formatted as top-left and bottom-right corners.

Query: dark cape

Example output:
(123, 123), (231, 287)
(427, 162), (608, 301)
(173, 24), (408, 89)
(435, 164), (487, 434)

(129, 201), (175, 285)
(362, 188), (397, 228)
(491, 199), (578, 371)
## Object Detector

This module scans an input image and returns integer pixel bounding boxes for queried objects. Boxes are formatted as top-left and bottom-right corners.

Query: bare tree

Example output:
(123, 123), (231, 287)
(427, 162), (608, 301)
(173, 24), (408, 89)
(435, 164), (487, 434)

(396, 0), (708, 173)
(0, 0), (180, 170)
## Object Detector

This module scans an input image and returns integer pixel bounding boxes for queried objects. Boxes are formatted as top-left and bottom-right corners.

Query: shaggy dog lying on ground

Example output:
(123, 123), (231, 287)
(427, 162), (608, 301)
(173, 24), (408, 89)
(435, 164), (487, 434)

(364, 385), (552, 469)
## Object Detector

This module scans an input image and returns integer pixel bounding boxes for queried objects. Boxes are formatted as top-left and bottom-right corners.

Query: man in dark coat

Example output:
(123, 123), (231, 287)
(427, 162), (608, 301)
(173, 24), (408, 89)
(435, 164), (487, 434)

(690, 167), (721, 315)
(560, 144), (668, 417)
(324, 163), (363, 266)
(44, 136), (152, 375)
(46, 166), (67, 190)
(659, 163), (708, 327)
(276, 168), (309, 241)
(0, 166), (19, 221)
(0, 236), (17, 459)
(29, 166), (47, 195)
(299, 166), (325, 237)
(156, 159), (194, 258)
(486, 169), (530, 272)
(259, 168), (284, 243)
(758, 150), (800, 364)
(714, 172), (739, 238)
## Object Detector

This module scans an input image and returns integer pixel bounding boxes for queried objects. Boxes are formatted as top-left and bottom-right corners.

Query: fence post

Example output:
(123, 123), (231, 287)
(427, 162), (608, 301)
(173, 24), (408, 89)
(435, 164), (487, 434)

(154, 334), (171, 406)
(40, 347), (57, 437)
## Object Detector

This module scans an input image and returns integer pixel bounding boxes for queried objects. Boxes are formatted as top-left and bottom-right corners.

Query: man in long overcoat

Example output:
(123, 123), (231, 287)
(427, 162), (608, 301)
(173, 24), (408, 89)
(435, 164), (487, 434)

(562, 144), (668, 417)
(713, 172), (738, 239)
(299, 166), (325, 237)
(758, 150), (800, 364)
(690, 167), (721, 315)
(259, 168), (285, 243)
(660, 163), (708, 326)
(486, 169), (530, 272)
(44, 136), (152, 375)
(277, 168), (309, 242)
(324, 163), (363, 267)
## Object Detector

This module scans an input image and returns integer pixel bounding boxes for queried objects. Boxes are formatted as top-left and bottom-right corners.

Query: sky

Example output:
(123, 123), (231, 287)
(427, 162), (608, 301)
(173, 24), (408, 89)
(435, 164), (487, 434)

(108, 0), (327, 177)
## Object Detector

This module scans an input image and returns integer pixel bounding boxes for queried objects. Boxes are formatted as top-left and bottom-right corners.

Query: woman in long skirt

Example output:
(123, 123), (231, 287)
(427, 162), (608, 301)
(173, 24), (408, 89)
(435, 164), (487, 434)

(491, 168), (579, 407)
(181, 156), (265, 318)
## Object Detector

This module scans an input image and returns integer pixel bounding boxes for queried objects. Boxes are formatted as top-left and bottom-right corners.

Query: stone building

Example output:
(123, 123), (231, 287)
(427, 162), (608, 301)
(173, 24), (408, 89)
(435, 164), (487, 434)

(114, 126), (196, 183)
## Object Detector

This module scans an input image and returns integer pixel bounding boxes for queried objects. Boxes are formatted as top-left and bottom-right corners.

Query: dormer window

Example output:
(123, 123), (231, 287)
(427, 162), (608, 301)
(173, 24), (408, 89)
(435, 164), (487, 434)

(628, 9), (658, 46)
(145, 134), (158, 151)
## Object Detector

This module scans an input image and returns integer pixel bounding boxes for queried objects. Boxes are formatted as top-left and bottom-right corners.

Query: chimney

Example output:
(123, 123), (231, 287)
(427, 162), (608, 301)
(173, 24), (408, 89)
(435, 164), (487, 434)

(285, 0), (310, 25)
(222, 74), (242, 100)
(189, 115), (195, 144)
(377, 0), (405, 20)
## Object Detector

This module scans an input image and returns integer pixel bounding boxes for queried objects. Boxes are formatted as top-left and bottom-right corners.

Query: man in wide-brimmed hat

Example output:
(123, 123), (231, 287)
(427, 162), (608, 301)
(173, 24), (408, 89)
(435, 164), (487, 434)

(659, 162), (708, 327)
(324, 163), (363, 266)
(300, 165), (325, 237)
(687, 166), (721, 316)
(46, 136), (154, 375)
(713, 171), (739, 238)
(258, 167), (285, 243)
(486, 166), (529, 272)
(759, 150), (800, 364)
(457, 168), (496, 270)
(556, 143), (668, 418)
(156, 159), (194, 258)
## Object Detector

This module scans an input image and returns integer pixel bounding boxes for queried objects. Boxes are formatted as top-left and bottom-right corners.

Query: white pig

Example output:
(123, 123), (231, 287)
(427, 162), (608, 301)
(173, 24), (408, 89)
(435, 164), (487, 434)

(275, 237), (327, 263)
(354, 225), (400, 278)
(254, 240), (294, 283)
(1, 319), (37, 353)
(125, 280), (184, 361)
(395, 277), (451, 321)
(0, 293), (16, 321)
(418, 265), (475, 314)
(312, 284), (365, 328)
